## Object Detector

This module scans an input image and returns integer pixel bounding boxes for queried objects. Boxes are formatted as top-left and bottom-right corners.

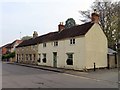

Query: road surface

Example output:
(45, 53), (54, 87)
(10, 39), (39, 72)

(2, 63), (118, 88)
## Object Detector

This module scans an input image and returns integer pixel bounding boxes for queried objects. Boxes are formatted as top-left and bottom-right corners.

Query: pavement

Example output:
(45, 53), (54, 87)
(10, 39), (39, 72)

(6, 62), (64, 73)
(5, 61), (94, 73)
(4, 61), (118, 84)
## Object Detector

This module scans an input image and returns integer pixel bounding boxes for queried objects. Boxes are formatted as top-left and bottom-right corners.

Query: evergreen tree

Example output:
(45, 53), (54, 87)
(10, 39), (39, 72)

(65, 18), (76, 29)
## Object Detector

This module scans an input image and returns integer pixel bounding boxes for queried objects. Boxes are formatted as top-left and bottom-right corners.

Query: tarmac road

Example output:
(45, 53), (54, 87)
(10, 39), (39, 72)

(2, 62), (118, 88)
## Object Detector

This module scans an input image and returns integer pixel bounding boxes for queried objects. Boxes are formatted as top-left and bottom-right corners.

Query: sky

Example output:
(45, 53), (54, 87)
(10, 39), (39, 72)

(0, 0), (105, 46)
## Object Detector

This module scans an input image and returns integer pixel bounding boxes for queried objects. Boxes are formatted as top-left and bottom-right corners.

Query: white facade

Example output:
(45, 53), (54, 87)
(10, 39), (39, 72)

(37, 23), (108, 70)
(85, 23), (108, 69)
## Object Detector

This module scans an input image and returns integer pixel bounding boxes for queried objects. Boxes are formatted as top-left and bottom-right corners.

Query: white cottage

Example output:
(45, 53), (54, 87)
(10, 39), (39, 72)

(16, 12), (108, 70)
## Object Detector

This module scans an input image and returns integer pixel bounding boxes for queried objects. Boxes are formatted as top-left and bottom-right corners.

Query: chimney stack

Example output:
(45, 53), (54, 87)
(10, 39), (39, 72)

(91, 9), (99, 23)
(33, 31), (38, 38)
(58, 22), (65, 32)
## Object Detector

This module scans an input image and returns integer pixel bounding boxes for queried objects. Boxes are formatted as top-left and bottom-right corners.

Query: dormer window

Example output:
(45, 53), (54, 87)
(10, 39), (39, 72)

(70, 39), (75, 45)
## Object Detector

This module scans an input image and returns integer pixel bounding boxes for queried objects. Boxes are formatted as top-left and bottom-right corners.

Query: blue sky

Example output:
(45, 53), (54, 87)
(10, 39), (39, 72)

(1, 0), (96, 46)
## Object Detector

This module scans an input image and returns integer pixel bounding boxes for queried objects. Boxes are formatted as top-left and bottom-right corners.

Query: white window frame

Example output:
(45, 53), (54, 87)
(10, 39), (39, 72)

(54, 41), (58, 46)
(70, 38), (75, 45)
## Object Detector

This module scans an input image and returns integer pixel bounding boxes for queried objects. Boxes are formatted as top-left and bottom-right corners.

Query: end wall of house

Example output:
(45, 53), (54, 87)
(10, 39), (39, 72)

(85, 23), (108, 69)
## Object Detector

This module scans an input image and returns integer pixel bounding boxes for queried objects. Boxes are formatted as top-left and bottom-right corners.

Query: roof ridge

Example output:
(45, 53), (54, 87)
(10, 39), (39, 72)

(17, 22), (94, 48)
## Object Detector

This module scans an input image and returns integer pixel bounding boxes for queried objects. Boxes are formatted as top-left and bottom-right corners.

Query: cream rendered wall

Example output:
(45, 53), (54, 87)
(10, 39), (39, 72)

(16, 23), (107, 70)
(63, 37), (86, 70)
(38, 42), (53, 66)
(85, 23), (108, 69)
(38, 36), (86, 70)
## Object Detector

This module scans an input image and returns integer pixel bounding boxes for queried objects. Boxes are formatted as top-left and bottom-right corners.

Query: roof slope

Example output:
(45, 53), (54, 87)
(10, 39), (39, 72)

(17, 22), (94, 48)
(1, 40), (22, 48)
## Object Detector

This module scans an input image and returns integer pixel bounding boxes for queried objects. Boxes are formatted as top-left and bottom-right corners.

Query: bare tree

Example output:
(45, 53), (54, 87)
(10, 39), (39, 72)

(79, 0), (120, 49)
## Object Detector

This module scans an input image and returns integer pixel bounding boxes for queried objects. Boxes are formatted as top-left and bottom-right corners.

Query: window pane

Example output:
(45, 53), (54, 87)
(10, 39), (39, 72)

(42, 53), (46, 63)
(43, 43), (46, 47)
(69, 54), (73, 59)
(29, 54), (32, 60)
(73, 39), (75, 44)
(70, 39), (72, 44)
(39, 54), (41, 59)
(43, 53), (46, 58)
(56, 42), (58, 46)
(67, 54), (73, 59)
(33, 54), (35, 60)
(66, 53), (73, 65)
(54, 41), (58, 46)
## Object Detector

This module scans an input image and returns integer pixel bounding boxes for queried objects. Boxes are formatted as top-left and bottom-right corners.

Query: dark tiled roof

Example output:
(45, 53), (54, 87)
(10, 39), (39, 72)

(17, 22), (94, 48)
(3, 43), (12, 48)
(2, 40), (22, 48)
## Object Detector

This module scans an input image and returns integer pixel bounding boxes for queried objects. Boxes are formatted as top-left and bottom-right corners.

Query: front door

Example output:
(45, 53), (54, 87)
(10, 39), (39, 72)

(53, 52), (57, 67)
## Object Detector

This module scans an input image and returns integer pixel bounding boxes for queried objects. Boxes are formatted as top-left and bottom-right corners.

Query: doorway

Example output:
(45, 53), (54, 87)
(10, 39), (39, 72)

(53, 52), (57, 67)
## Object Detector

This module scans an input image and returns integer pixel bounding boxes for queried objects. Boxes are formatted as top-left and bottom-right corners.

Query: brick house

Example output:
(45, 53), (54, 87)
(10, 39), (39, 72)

(1, 40), (22, 62)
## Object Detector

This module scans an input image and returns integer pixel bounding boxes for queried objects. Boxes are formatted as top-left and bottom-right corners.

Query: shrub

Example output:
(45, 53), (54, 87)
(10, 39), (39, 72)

(2, 52), (15, 59)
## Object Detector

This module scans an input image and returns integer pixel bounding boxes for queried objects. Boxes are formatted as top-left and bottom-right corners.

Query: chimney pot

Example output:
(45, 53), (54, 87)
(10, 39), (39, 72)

(58, 22), (65, 32)
(33, 31), (38, 38)
(91, 10), (99, 23)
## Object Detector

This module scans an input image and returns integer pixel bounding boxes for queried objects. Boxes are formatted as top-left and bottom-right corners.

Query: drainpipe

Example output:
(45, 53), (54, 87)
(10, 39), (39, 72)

(115, 53), (117, 68)
(94, 62), (96, 71)
(107, 54), (110, 69)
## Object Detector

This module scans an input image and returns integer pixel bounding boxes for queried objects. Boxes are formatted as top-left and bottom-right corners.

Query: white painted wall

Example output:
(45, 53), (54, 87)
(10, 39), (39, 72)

(38, 23), (107, 70)
(16, 23), (107, 70)
(85, 23), (108, 69)
(38, 36), (86, 70)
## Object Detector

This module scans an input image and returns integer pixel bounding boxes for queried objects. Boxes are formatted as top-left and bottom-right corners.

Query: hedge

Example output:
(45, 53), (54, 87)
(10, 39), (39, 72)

(2, 52), (15, 59)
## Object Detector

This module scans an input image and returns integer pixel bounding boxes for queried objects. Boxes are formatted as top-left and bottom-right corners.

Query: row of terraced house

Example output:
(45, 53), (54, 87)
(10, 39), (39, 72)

(1, 40), (23, 62)
(1, 12), (118, 70)
(15, 12), (108, 70)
